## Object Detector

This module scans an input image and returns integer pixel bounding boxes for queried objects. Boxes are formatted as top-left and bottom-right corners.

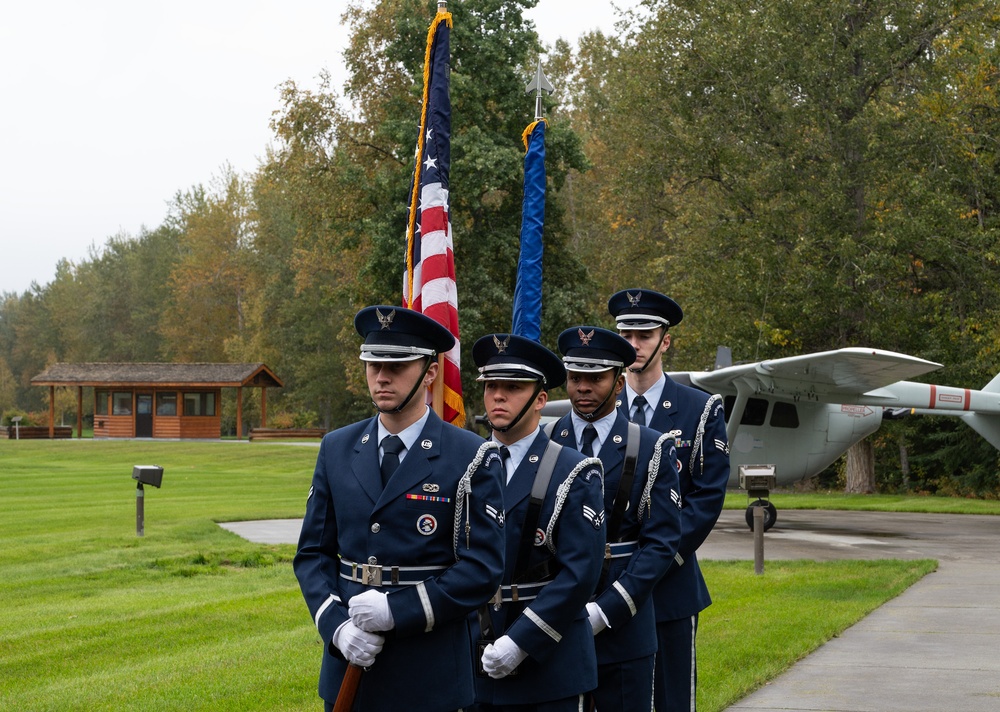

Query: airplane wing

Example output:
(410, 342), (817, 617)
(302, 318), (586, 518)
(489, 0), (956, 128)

(690, 348), (942, 401)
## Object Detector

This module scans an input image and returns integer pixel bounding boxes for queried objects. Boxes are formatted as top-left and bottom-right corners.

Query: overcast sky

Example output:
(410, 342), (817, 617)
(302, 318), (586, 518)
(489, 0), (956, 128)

(0, 1), (639, 296)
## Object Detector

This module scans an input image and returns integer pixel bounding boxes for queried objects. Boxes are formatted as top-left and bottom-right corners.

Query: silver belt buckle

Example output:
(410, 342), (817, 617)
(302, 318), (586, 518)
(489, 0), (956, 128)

(360, 563), (383, 586)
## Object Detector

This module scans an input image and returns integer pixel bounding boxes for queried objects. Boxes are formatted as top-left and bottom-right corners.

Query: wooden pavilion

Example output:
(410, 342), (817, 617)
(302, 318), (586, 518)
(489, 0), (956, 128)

(30, 363), (283, 440)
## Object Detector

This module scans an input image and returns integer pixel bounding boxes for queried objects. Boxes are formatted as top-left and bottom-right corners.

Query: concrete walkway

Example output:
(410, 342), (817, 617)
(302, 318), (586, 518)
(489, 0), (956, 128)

(221, 509), (1000, 711)
(708, 509), (1000, 712)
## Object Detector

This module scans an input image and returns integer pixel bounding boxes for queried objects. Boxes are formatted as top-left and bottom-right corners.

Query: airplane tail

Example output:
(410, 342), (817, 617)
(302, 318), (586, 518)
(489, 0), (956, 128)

(960, 372), (1000, 450)
(982, 372), (1000, 394)
(961, 412), (1000, 450)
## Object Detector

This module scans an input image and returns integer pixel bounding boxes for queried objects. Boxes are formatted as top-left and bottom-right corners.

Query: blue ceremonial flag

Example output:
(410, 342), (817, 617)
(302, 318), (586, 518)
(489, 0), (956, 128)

(511, 119), (546, 341)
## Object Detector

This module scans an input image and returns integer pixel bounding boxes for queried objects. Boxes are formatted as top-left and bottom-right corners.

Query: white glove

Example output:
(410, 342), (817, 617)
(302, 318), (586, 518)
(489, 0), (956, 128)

(586, 601), (608, 635)
(332, 620), (384, 667)
(350, 589), (395, 632)
(480, 634), (527, 679)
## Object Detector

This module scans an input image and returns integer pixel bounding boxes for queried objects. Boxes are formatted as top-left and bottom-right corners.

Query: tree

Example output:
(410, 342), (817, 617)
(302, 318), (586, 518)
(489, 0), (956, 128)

(238, 73), (373, 428)
(160, 169), (252, 362)
(574, 0), (1000, 488)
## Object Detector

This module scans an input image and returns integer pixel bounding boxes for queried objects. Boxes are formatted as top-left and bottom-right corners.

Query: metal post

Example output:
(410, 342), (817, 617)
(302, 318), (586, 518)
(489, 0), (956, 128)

(136, 482), (145, 537)
(753, 505), (765, 574)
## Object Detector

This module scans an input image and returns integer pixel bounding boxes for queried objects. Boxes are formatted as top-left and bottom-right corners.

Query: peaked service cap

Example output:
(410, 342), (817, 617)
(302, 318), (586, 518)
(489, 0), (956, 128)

(558, 326), (636, 372)
(608, 288), (683, 330)
(472, 333), (565, 390)
(354, 306), (454, 362)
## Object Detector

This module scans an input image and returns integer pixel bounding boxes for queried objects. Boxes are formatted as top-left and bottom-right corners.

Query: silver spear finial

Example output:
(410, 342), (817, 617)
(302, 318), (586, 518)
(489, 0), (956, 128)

(525, 58), (555, 121)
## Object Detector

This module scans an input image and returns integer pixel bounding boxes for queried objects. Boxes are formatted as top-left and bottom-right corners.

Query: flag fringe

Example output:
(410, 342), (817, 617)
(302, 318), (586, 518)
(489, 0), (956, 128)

(521, 118), (548, 152)
(445, 386), (466, 428)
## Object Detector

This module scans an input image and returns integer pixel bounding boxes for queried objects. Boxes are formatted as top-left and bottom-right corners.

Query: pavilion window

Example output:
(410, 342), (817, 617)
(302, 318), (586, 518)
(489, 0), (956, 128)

(95, 390), (109, 416)
(156, 392), (177, 416)
(112, 392), (133, 415)
(183, 392), (216, 416)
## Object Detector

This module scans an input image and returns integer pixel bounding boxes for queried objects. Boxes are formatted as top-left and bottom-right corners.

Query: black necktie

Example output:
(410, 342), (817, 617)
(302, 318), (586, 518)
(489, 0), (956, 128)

(499, 445), (511, 482)
(581, 424), (598, 457)
(380, 435), (404, 486)
(631, 395), (647, 426)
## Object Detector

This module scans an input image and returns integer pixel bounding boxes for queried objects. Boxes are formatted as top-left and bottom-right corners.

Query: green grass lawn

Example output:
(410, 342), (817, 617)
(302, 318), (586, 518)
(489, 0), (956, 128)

(1, 440), (940, 711)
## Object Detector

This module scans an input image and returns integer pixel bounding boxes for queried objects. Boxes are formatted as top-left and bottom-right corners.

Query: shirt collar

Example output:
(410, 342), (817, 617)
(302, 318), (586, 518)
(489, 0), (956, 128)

(492, 426), (541, 483)
(570, 409), (616, 454)
(625, 372), (666, 414)
(377, 406), (431, 459)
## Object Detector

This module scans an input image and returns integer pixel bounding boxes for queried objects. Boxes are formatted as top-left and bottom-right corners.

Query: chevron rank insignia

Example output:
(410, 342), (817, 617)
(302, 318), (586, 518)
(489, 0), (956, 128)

(485, 503), (504, 528)
(582, 504), (605, 530)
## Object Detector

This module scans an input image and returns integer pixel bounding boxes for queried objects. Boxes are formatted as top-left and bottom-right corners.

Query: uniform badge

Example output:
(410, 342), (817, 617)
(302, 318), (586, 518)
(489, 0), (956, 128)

(416, 514), (438, 535)
(485, 503), (504, 528)
(307, 485), (314, 501)
(376, 307), (395, 330)
(528, 454), (539, 463)
(627, 291), (642, 307)
(669, 429), (683, 439)
(559, 429), (569, 438)
(534, 528), (546, 546)
(671, 488), (682, 509)
(663, 400), (672, 409)
(613, 434), (623, 444)
(615, 399), (622, 408)
(493, 334), (511, 354)
(361, 434), (370, 444)
(715, 438), (729, 454)
(582, 504), (605, 529)
(421, 439), (432, 450)
(578, 328), (595, 346)
(422, 483), (440, 493)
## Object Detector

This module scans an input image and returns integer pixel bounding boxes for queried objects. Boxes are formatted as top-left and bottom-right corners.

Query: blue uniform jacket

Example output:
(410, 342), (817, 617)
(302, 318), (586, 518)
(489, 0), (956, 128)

(294, 410), (506, 712)
(618, 375), (729, 622)
(549, 411), (683, 663)
(474, 430), (605, 706)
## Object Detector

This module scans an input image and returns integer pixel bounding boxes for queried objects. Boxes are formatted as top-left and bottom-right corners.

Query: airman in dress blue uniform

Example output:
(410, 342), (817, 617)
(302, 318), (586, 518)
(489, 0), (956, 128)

(294, 306), (506, 712)
(548, 326), (683, 711)
(472, 333), (606, 712)
(609, 289), (730, 712)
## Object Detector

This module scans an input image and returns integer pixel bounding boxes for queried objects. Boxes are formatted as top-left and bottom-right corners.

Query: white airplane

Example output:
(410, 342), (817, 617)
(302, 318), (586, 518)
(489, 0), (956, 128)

(542, 348), (1000, 529)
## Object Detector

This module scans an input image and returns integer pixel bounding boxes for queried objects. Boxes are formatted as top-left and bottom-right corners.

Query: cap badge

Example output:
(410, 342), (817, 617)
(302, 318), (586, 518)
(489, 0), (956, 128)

(578, 328), (595, 346)
(376, 307), (396, 330)
(493, 334), (511, 354)
(627, 291), (642, 307)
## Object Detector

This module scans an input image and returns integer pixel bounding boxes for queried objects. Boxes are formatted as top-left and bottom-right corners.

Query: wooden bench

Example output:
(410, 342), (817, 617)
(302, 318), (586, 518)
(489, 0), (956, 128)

(1, 425), (73, 439)
(249, 427), (326, 441)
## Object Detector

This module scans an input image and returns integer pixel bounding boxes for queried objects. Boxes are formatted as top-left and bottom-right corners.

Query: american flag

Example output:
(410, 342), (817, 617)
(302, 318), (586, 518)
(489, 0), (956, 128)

(403, 9), (465, 426)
